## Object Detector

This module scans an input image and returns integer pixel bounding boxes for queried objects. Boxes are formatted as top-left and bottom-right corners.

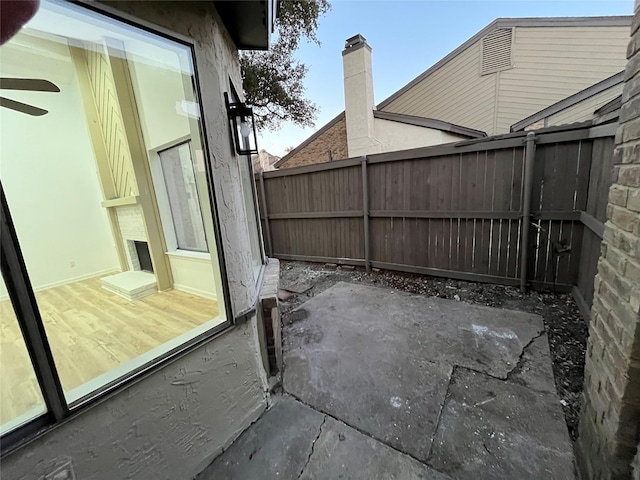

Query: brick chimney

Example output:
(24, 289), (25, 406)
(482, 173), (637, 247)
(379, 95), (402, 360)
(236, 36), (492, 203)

(342, 34), (381, 157)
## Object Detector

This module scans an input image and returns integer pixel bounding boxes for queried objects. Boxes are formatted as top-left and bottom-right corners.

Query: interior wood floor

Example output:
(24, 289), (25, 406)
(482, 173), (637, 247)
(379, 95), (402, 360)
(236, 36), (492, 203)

(0, 276), (218, 425)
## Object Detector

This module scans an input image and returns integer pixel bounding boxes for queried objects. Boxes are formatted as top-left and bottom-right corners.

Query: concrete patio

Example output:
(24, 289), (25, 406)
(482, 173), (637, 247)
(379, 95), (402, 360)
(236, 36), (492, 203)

(199, 282), (575, 479)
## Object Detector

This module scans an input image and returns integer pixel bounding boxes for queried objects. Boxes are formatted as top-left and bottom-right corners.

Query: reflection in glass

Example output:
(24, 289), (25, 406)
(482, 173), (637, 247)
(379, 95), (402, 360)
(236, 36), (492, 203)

(0, 0), (226, 404)
(158, 142), (208, 252)
(0, 275), (47, 434)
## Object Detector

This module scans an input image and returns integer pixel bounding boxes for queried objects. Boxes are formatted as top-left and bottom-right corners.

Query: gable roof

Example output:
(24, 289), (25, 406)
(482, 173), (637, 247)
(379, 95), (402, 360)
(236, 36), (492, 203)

(274, 110), (485, 168)
(510, 71), (625, 132)
(376, 16), (632, 111)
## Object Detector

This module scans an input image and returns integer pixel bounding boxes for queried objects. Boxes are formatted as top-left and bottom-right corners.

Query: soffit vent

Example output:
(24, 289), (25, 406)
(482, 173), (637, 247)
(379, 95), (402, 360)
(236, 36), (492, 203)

(481, 28), (513, 75)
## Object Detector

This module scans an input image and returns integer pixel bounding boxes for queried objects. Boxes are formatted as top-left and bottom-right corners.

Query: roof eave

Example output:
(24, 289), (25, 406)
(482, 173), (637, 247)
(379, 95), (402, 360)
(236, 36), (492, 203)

(214, 0), (276, 50)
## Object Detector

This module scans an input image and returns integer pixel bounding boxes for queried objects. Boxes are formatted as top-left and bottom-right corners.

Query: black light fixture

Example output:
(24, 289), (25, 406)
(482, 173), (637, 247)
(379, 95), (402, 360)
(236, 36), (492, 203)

(225, 92), (258, 156)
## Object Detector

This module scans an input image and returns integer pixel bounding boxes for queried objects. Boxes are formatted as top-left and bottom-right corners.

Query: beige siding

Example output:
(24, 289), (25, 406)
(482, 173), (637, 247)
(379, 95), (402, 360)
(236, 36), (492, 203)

(382, 24), (629, 136)
(496, 26), (629, 133)
(382, 41), (497, 134)
(547, 84), (623, 126)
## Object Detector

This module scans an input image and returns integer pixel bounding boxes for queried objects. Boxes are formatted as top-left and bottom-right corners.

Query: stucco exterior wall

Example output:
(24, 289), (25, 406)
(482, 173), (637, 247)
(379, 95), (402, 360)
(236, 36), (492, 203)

(2, 322), (266, 480)
(278, 116), (349, 168)
(1, 3), (268, 479)
(373, 118), (467, 151)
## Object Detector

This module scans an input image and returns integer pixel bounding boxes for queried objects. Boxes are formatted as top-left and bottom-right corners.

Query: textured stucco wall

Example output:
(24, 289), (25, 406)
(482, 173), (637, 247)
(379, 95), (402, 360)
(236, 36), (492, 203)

(2, 322), (266, 480)
(1, 2), (268, 479)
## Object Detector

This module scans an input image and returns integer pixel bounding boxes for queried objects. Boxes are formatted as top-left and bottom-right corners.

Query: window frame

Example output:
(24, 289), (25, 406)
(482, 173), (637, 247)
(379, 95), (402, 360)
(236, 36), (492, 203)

(0, 0), (243, 455)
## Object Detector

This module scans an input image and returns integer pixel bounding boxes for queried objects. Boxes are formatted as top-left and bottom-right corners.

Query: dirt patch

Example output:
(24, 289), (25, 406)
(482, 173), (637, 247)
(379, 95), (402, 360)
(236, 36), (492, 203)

(279, 260), (587, 441)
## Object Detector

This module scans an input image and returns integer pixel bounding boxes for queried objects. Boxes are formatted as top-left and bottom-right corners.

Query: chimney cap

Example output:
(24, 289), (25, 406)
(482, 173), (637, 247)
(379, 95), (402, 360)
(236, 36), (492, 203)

(343, 34), (370, 55)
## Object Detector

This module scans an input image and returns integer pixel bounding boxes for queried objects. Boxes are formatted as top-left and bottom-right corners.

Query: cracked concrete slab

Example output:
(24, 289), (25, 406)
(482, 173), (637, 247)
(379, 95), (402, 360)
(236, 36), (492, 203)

(300, 414), (453, 480)
(428, 368), (575, 480)
(196, 396), (324, 480)
(507, 332), (557, 394)
(198, 395), (452, 480)
(284, 282), (548, 460)
(204, 282), (571, 479)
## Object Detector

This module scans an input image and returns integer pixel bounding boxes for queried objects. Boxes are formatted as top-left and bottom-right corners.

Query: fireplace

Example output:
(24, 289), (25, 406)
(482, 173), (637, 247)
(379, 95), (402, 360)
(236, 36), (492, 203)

(134, 241), (153, 273)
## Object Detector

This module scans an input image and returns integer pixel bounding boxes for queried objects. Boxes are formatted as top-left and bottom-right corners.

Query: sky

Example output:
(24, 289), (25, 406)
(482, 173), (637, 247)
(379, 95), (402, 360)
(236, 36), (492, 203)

(257, 0), (634, 157)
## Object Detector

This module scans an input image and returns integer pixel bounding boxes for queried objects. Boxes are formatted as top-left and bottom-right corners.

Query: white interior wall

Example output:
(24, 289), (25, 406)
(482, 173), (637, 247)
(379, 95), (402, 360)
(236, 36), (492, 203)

(128, 56), (191, 151)
(0, 33), (119, 299)
(374, 118), (468, 152)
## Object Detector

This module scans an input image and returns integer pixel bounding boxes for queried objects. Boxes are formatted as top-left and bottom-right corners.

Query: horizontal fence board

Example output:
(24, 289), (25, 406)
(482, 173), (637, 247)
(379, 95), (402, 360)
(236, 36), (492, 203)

(580, 211), (605, 239)
(535, 211), (581, 221)
(273, 254), (366, 267)
(265, 211), (363, 220)
(262, 157), (363, 178)
(370, 260), (521, 285)
(369, 210), (521, 219)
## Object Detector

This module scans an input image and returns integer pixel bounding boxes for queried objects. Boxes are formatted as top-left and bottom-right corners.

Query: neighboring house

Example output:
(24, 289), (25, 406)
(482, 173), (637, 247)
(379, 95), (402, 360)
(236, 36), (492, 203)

(0, 1), (276, 479)
(276, 34), (486, 169)
(511, 72), (624, 131)
(276, 16), (631, 170)
(252, 149), (281, 172)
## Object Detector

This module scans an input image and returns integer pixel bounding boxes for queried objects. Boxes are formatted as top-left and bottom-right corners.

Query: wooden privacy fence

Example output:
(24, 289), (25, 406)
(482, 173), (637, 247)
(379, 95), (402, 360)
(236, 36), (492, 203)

(256, 122), (616, 316)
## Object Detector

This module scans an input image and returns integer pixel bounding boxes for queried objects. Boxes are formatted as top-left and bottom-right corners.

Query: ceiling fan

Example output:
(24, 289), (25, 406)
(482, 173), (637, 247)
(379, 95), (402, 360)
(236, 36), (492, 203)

(0, 78), (60, 116)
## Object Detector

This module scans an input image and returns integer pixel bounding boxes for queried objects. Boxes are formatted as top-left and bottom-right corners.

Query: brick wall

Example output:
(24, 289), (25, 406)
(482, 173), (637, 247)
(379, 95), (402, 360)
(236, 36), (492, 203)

(116, 205), (147, 270)
(577, 5), (640, 479)
(278, 116), (349, 169)
(116, 205), (147, 241)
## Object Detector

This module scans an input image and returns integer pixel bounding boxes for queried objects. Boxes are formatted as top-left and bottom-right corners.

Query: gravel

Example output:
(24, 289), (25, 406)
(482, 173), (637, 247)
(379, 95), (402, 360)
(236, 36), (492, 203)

(278, 260), (588, 441)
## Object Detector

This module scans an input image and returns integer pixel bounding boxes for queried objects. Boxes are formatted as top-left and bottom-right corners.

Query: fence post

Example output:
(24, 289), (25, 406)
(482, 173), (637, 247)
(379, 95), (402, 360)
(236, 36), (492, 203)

(520, 131), (536, 292)
(362, 157), (371, 272)
(259, 171), (273, 257)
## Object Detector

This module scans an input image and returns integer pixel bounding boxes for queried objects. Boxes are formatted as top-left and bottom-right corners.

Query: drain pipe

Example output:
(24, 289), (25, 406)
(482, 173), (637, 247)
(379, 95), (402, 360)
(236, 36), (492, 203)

(520, 131), (536, 292)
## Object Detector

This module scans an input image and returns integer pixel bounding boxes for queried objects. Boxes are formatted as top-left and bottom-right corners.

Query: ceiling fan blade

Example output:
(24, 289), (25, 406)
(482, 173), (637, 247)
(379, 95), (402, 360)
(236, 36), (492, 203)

(0, 78), (60, 93)
(0, 97), (48, 116)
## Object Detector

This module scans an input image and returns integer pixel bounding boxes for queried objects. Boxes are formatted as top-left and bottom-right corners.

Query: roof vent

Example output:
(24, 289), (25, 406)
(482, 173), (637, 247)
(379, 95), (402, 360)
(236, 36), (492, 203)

(481, 28), (513, 75)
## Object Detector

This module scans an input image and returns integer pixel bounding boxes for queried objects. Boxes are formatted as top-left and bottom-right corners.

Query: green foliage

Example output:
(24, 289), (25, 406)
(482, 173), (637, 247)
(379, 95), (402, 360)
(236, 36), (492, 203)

(241, 0), (330, 131)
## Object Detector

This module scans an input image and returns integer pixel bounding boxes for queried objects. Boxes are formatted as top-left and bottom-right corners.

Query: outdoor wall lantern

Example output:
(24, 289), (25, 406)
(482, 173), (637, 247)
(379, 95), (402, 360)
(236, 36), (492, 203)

(225, 92), (258, 156)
